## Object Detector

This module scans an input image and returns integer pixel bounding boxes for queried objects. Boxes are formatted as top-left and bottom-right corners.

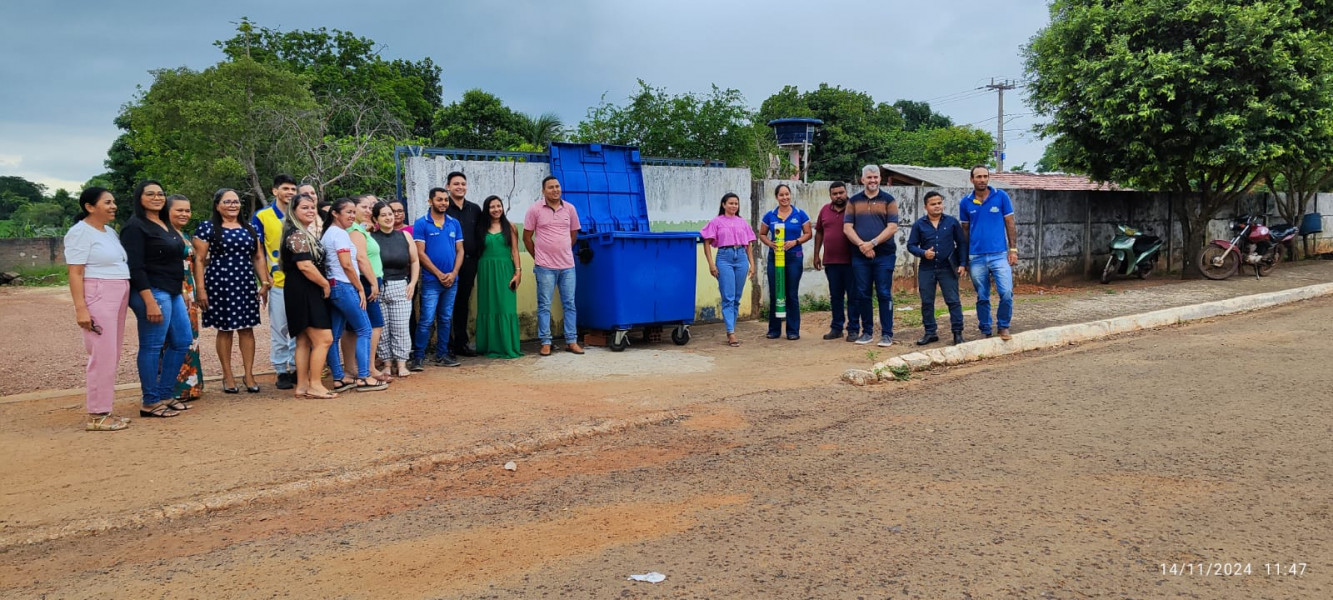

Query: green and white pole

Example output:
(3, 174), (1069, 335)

(774, 224), (786, 319)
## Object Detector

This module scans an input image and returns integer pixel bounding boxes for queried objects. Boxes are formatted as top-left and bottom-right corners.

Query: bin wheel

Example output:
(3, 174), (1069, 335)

(671, 326), (690, 346)
(609, 329), (630, 352)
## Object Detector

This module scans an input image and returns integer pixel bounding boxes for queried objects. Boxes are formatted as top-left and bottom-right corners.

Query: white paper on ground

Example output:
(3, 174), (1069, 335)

(627, 572), (666, 583)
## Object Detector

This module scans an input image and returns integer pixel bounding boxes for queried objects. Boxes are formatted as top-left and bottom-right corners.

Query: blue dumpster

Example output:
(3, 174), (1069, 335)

(547, 142), (700, 350)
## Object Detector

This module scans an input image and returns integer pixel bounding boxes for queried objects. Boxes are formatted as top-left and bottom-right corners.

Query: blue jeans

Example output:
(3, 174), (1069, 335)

(824, 263), (861, 335)
(969, 252), (1014, 333)
(715, 247), (749, 333)
(919, 267), (964, 336)
(766, 251), (802, 336)
(128, 288), (192, 405)
(535, 265), (577, 344)
(851, 253), (895, 337)
(328, 282), (373, 380)
(413, 278), (458, 360)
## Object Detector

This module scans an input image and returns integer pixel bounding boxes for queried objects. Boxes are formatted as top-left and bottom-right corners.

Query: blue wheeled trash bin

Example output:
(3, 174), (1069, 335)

(547, 142), (700, 351)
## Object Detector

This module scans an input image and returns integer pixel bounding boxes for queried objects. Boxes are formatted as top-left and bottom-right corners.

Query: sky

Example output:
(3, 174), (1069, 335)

(0, 0), (1054, 194)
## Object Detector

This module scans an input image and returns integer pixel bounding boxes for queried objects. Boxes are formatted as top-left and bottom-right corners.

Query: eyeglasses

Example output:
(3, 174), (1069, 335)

(220, 199), (241, 205)
(143, 191), (166, 198)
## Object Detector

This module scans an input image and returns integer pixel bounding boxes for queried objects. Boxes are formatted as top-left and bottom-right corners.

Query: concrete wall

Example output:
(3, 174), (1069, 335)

(0, 237), (64, 272)
(402, 157), (753, 337)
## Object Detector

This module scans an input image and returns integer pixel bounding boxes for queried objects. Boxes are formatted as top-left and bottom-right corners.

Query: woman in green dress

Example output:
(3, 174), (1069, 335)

(473, 195), (523, 358)
(168, 195), (204, 402)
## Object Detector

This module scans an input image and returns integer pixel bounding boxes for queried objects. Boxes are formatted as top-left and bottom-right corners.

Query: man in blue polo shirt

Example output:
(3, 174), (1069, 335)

(959, 165), (1018, 341)
(410, 187), (465, 369)
(843, 164), (900, 347)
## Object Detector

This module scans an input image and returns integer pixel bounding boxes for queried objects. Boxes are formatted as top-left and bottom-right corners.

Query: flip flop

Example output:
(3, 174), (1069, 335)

(331, 379), (356, 393)
(139, 403), (180, 418)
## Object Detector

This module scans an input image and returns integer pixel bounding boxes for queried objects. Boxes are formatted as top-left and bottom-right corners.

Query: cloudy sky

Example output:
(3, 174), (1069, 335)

(0, 0), (1053, 192)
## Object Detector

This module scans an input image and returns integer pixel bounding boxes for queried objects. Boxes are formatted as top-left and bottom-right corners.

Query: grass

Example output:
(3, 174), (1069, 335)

(10, 264), (68, 286)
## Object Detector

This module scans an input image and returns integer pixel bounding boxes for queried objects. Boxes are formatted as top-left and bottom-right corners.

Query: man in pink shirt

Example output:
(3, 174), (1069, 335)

(523, 176), (584, 356)
(813, 181), (862, 342)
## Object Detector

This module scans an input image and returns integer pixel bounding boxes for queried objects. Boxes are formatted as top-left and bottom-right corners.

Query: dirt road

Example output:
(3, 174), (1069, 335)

(4, 297), (1330, 597)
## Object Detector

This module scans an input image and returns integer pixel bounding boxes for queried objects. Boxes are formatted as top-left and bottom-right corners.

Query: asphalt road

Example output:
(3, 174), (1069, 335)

(5, 297), (1331, 599)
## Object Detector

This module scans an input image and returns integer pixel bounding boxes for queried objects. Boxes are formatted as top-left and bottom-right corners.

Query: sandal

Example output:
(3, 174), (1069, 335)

(331, 379), (356, 393)
(139, 403), (180, 418)
(305, 390), (339, 399)
(166, 399), (192, 411)
(87, 413), (129, 432)
(355, 378), (388, 392)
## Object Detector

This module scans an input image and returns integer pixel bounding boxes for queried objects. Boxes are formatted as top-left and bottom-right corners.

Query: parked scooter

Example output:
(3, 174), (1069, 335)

(1101, 224), (1163, 283)
(1198, 214), (1299, 280)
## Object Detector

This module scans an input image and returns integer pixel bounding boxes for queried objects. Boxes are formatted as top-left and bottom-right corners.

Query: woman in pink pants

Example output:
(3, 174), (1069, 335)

(64, 187), (132, 431)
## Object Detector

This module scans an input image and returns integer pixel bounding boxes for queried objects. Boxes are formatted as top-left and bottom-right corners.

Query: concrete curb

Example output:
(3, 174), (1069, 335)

(0, 409), (683, 550)
(851, 281), (1333, 384)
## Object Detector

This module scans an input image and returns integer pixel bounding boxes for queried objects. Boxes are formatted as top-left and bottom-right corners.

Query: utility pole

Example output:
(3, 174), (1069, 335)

(986, 78), (1017, 172)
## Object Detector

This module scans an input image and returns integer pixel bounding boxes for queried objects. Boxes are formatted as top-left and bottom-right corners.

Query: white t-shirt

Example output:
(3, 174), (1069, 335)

(321, 225), (359, 283)
(63, 220), (130, 280)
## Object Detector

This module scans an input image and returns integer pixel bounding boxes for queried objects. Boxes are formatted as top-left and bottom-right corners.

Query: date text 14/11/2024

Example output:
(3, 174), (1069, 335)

(1159, 563), (1308, 576)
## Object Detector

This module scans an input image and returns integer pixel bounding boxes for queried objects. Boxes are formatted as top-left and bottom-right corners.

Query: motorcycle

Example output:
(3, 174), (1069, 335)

(1198, 214), (1299, 280)
(1101, 224), (1163, 283)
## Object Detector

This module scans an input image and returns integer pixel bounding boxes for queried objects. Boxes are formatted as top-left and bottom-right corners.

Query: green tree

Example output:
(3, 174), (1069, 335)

(122, 57), (318, 210)
(1024, 0), (1333, 277)
(757, 84), (905, 181)
(264, 94), (408, 199)
(0, 176), (46, 219)
(431, 89), (526, 150)
(575, 80), (763, 173)
(11, 202), (67, 228)
(893, 99), (954, 131)
(216, 18), (443, 138)
(516, 112), (565, 150)
(887, 126), (994, 169)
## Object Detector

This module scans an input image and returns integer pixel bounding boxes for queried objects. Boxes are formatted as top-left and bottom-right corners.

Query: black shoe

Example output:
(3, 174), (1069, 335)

(845, 332), (858, 342)
(765, 332), (780, 339)
(984, 332), (994, 339)
(787, 334), (800, 341)
(915, 334), (939, 346)
(408, 358), (425, 372)
(274, 372), (295, 390)
(434, 354), (461, 367)
(822, 330), (842, 340)
(951, 333), (965, 345)
(458, 348), (478, 357)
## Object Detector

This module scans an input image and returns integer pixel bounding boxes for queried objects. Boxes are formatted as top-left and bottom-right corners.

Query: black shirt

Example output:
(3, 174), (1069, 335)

(121, 215), (185, 295)
(371, 229), (412, 281)
(445, 198), (483, 260)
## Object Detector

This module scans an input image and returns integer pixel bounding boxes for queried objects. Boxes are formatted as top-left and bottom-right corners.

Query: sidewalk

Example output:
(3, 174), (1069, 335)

(3, 260), (1331, 547)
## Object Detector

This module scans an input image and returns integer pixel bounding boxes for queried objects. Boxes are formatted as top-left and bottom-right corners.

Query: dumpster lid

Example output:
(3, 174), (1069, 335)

(548, 142), (650, 234)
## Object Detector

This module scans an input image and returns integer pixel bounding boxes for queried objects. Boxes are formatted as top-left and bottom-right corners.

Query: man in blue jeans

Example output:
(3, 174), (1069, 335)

(523, 176), (585, 356)
(843, 164), (900, 347)
(907, 191), (968, 346)
(410, 187), (465, 369)
(813, 181), (864, 342)
(960, 165), (1018, 340)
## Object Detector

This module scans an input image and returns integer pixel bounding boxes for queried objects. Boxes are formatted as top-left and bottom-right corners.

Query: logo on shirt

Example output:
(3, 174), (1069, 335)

(989, 206), (1000, 213)
(788, 218), (798, 224)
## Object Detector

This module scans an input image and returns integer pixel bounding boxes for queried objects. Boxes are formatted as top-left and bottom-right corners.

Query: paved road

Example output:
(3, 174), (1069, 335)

(4, 297), (1331, 599)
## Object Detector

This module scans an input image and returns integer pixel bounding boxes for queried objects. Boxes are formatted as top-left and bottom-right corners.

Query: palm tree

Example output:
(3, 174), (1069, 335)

(517, 112), (565, 150)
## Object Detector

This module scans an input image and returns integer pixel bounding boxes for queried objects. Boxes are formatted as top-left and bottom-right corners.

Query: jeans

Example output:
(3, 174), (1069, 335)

(267, 286), (295, 373)
(534, 265), (578, 344)
(128, 288), (192, 405)
(328, 282), (373, 380)
(714, 247), (749, 333)
(851, 253), (895, 337)
(766, 250), (803, 337)
(919, 267), (964, 336)
(824, 263), (861, 335)
(413, 278), (458, 360)
(969, 252), (1014, 333)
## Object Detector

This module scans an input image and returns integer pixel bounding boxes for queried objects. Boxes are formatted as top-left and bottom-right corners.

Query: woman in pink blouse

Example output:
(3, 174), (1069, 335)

(700, 192), (756, 347)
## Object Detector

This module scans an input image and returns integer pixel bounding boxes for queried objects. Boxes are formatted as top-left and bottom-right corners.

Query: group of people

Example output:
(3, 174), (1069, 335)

(65, 171), (585, 431)
(700, 164), (1017, 348)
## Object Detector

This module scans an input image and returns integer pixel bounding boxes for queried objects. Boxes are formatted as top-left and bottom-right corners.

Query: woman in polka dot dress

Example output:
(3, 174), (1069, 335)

(193, 189), (272, 394)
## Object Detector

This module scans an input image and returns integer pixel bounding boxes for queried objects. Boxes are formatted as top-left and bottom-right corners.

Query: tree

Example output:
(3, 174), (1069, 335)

(757, 84), (905, 181)
(1024, 0), (1333, 277)
(1034, 137), (1083, 174)
(431, 89), (526, 151)
(893, 100), (953, 131)
(122, 57), (317, 210)
(216, 18), (443, 138)
(264, 94), (408, 199)
(516, 112), (565, 150)
(887, 126), (994, 169)
(0, 176), (46, 219)
(11, 202), (66, 229)
(575, 80), (763, 172)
